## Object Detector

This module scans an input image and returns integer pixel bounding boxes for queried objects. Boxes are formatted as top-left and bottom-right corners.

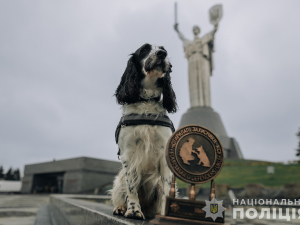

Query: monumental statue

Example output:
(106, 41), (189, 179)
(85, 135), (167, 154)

(174, 4), (244, 159)
(174, 5), (221, 107)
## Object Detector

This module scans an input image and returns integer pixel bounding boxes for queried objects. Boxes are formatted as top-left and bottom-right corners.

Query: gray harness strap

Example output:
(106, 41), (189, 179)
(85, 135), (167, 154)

(115, 114), (175, 156)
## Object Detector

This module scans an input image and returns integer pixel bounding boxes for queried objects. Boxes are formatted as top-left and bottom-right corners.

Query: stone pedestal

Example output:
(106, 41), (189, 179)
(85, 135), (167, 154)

(179, 107), (243, 159)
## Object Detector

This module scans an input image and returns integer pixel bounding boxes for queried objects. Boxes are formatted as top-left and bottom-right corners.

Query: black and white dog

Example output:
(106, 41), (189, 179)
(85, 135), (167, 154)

(110, 44), (177, 219)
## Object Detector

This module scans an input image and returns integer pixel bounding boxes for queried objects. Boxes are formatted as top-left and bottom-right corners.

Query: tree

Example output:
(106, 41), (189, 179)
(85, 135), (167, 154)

(0, 166), (4, 179)
(296, 128), (300, 163)
(13, 169), (20, 181)
(5, 168), (15, 180)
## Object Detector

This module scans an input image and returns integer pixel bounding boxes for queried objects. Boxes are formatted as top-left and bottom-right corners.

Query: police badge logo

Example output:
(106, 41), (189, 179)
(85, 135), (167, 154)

(211, 204), (218, 214)
(202, 198), (226, 221)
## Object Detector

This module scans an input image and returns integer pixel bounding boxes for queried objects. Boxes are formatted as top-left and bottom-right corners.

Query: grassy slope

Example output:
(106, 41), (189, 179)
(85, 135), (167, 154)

(176, 159), (300, 189)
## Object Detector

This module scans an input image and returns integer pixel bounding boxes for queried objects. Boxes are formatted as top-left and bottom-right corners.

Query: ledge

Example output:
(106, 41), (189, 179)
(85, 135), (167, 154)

(50, 195), (151, 225)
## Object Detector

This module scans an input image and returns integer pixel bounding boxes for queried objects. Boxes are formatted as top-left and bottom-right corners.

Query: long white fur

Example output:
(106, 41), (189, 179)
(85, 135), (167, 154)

(111, 104), (173, 217)
(110, 46), (174, 218)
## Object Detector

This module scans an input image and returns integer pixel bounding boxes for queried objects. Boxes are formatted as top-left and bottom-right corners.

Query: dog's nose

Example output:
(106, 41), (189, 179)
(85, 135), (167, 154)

(156, 50), (167, 59)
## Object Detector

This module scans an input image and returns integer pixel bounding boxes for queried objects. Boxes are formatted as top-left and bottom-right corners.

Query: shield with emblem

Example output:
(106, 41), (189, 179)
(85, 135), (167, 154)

(210, 204), (218, 214)
(209, 4), (223, 25)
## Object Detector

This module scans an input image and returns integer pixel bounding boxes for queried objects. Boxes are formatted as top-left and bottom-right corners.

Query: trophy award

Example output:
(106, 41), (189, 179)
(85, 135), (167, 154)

(150, 125), (226, 225)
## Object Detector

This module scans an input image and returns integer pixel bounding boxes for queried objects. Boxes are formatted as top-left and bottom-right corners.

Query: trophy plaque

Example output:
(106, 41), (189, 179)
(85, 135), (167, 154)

(150, 125), (225, 225)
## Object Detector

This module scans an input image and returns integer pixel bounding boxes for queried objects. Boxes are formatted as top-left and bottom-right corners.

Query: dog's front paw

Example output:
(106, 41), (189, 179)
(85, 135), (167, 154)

(113, 206), (127, 216)
(124, 208), (145, 220)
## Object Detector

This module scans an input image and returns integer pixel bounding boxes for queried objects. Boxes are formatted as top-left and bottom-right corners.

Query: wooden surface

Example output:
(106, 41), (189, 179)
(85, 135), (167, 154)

(164, 197), (224, 223)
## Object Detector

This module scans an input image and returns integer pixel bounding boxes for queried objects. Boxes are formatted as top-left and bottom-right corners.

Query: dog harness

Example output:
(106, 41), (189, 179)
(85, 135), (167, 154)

(115, 113), (175, 156)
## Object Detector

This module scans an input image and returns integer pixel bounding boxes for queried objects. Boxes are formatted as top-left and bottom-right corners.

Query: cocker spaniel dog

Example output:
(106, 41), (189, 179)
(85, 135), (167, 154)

(110, 43), (177, 220)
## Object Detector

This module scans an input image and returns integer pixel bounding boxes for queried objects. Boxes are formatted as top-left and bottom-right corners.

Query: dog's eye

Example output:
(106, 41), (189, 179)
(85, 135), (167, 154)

(143, 48), (149, 52)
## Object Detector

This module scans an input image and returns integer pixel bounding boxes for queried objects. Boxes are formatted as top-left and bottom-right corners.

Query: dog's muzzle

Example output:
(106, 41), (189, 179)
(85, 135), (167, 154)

(144, 51), (169, 73)
(156, 50), (167, 59)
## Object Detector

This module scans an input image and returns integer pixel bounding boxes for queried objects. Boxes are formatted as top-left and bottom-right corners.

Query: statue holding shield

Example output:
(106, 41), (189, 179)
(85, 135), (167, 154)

(174, 5), (223, 108)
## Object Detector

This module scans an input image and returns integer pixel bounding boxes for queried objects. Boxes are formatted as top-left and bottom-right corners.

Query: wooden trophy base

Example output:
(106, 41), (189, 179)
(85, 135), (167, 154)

(150, 197), (224, 225)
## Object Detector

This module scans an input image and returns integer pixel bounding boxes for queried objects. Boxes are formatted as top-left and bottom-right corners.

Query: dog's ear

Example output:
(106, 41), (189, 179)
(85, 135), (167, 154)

(162, 64), (178, 113)
(115, 55), (141, 105)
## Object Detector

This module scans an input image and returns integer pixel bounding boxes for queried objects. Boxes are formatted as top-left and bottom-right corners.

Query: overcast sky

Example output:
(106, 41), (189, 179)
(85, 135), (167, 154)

(1, 0), (300, 175)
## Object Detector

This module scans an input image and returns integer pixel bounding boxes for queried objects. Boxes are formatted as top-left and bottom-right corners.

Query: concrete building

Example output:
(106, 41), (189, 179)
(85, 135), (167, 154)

(21, 157), (121, 194)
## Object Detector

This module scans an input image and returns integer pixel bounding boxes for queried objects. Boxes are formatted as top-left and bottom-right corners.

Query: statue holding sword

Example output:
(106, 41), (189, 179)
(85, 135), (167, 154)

(174, 4), (223, 108)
